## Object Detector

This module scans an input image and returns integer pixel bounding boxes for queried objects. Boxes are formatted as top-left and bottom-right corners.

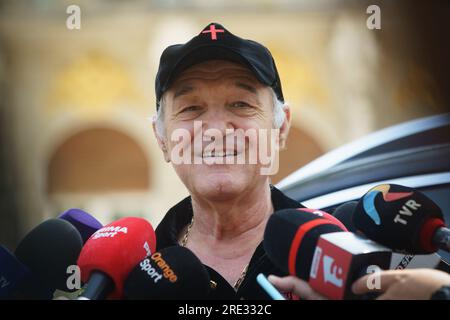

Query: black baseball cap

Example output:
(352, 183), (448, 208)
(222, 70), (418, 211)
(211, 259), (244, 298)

(155, 22), (284, 110)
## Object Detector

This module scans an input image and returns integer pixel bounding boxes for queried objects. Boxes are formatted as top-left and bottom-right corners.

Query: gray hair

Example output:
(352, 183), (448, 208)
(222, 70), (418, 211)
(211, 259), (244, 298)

(155, 88), (286, 138)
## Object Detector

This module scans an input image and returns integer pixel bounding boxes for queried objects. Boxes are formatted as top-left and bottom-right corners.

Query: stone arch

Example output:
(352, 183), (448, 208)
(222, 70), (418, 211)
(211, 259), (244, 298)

(47, 127), (150, 194)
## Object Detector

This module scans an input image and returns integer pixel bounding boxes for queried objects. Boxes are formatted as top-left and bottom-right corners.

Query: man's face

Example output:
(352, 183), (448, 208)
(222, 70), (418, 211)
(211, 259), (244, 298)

(155, 60), (283, 201)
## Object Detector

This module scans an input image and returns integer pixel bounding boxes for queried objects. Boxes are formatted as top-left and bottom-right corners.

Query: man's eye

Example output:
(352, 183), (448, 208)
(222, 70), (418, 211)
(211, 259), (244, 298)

(231, 101), (250, 108)
(181, 105), (201, 112)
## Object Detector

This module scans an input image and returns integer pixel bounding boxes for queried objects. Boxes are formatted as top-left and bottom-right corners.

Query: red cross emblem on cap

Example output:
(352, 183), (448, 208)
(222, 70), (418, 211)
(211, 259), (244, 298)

(201, 24), (224, 41)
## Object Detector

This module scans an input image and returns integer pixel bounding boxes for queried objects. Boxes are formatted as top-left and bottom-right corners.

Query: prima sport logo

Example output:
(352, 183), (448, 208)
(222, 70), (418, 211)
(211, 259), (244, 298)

(91, 226), (128, 239)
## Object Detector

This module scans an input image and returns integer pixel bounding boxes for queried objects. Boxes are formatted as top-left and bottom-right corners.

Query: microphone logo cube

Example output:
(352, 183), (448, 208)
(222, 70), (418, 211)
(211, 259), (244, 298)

(322, 256), (344, 288)
(309, 237), (352, 300)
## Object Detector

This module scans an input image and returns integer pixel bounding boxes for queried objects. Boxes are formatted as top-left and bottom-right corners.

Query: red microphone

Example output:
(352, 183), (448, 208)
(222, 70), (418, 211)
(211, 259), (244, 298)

(77, 217), (156, 299)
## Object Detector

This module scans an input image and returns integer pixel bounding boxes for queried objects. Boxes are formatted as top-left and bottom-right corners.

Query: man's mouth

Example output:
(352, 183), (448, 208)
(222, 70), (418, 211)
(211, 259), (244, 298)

(202, 150), (238, 158)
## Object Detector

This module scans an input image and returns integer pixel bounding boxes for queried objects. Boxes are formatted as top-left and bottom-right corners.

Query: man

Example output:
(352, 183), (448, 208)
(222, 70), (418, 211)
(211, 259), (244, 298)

(152, 22), (300, 299)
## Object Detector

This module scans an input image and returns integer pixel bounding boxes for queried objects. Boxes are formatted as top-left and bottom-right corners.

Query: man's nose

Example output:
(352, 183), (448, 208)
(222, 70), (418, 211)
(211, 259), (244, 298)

(200, 108), (234, 134)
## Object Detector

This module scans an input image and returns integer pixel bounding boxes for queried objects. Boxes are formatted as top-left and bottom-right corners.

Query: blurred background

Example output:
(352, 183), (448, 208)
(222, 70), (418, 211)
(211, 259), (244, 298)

(0, 0), (449, 249)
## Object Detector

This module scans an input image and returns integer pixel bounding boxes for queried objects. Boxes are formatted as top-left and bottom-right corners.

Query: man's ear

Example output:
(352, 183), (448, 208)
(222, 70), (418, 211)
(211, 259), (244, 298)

(278, 104), (291, 150)
(152, 116), (170, 162)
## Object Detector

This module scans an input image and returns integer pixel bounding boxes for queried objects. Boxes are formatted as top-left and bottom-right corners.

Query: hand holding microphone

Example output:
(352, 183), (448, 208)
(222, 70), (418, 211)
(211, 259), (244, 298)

(267, 274), (326, 300)
(352, 268), (450, 300)
(263, 209), (332, 300)
(263, 208), (391, 299)
(265, 184), (449, 300)
(269, 268), (450, 300)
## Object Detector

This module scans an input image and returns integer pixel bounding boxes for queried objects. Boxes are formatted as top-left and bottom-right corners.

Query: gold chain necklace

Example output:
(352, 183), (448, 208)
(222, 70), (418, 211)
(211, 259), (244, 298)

(180, 216), (249, 291)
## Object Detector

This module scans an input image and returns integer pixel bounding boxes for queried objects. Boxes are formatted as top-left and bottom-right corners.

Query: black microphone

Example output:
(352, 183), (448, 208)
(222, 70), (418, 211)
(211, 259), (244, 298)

(353, 184), (450, 254)
(264, 209), (391, 299)
(333, 200), (445, 271)
(263, 208), (346, 280)
(123, 246), (211, 300)
(12, 219), (84, 298)
(332, 201), (358, 233)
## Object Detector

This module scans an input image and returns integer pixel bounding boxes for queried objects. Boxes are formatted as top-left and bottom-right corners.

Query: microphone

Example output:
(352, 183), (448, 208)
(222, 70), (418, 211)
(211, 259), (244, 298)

(0, 245), (30, 298)
(77, 217), (156, 300)
(13, 219), (84, 298)
(264, 209), (391, 300)
(58, 208), (103, 244)
(353, 184), (449, 254)
(123, 246), (211, 300)
(297, 208), (348, 232)
(333, 201), (444, 270)
(332, 201), (358, 233)
(263, 208), (347, 280)
(308, 232), (391, 300)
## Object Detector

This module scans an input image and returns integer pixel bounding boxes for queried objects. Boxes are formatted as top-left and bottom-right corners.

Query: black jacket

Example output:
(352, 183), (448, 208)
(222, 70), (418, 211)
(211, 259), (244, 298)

(155, 185), (304, 300)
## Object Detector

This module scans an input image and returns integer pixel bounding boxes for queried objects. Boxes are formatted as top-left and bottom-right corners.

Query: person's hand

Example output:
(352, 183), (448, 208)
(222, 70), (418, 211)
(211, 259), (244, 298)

(268, 275), (326, 300)
(352, 268), (450, 300)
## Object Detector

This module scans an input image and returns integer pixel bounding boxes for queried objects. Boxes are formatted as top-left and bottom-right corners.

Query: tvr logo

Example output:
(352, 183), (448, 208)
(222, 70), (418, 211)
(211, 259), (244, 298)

(363, 185), (413, 225)
(393, 200), (421, 225)
(322, 255), (343, 288)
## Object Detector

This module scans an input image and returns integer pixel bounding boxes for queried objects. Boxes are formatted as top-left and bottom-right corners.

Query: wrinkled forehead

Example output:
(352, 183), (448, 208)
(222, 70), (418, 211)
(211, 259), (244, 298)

(170, 60), (263, 89)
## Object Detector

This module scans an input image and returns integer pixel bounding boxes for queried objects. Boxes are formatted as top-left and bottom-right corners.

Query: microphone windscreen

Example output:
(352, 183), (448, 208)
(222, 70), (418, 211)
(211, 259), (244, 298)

(297, 208), (348, 231)
(0, 245), (30, 298)
(77, 217), (157, 299)
(332, 201), (358, 233)
(58, 208), (103, 243)
(353, 184), (444, 253)
(264, 208), (345, 280)
(14, 219), (83, 291)
(124, 246), (210, 300)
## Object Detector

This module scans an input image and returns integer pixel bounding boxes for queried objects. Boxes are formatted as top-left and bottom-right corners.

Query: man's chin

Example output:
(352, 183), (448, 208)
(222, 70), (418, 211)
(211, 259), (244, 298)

(194, 176), (245, 201)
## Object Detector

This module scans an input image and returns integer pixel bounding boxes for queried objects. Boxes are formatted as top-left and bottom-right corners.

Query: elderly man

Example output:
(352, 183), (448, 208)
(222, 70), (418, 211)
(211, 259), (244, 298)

(152, 22), (301, 299)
